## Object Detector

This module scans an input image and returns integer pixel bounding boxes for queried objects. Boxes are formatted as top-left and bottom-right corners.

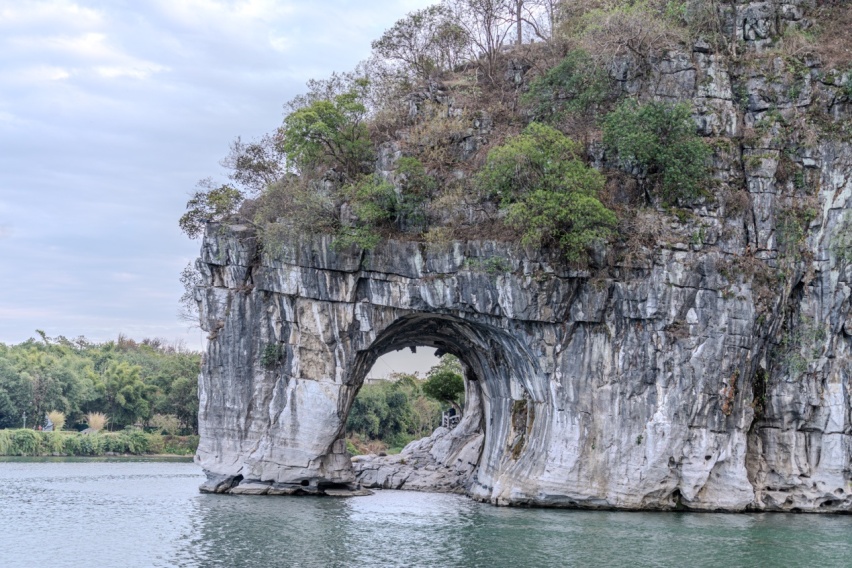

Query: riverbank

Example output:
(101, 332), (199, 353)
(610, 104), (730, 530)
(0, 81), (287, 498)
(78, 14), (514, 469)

(0, 428), (198, 457)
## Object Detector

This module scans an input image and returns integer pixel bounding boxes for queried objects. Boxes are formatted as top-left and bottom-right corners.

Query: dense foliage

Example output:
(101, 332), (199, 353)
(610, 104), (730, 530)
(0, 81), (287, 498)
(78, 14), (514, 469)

(337, 174), (399, 249)
(523, 49), (614, 122)
(603, 100), (710, 204)
(346, 375), (441, 451)
(346, 355), (464, 452)
(278, 80), (374, 179)
(421, 355), (465, 412)
(0, 428), (198, 456)
(480, 123), (617, 261)
(0, 334), (200, 434)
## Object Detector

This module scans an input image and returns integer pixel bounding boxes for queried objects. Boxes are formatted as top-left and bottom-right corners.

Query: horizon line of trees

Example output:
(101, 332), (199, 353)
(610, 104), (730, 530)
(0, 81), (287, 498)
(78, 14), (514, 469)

(0, 332), (201, 434)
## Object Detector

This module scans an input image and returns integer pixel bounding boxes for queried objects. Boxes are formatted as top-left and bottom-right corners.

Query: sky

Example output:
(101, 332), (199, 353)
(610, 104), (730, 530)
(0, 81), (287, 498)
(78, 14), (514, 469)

(0, 0), (442, 373)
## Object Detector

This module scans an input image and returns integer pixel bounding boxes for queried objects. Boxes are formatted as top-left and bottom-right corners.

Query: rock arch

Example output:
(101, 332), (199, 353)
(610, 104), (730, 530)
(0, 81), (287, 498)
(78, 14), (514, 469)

(346, 312), (543, 408)
(344, 313), (546, 495)
(194, 228), (852, 512)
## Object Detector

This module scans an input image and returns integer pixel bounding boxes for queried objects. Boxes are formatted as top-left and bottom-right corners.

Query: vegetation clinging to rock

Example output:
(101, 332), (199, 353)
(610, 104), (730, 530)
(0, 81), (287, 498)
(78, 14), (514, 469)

(603, 100), (710, 205)
(480, 122), (617, 262)
(179, 0), (852, 281)
(522, 49), (615, 123)
(278, 79), (374, 180)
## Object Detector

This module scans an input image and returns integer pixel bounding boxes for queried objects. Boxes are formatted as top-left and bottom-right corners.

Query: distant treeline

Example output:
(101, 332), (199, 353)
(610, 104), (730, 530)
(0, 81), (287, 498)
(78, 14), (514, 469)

(346, 355), (465, 454)
(0, 332), (201, 434)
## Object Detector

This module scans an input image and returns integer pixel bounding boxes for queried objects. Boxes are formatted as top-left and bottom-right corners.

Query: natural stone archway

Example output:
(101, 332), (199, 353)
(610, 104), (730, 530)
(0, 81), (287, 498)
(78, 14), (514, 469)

(344, 313), (545, 495)
(194, 232), (551, 499)
(191, 3), (852, 511)
(194, 223), (852, 512)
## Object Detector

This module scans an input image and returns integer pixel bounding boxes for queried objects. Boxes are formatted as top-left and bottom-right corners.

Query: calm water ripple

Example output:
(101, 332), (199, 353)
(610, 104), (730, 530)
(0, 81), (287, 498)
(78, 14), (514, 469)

(1, 458), (850, 567)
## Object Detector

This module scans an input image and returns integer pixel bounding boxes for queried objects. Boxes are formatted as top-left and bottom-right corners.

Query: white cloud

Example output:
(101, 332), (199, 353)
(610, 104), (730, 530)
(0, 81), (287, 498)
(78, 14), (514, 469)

(9, 65), (71, 82)
(0, 306), (57, 319)
(37, 32), (110, 57)
(5, 32), (169, 83)
(152, 0), (295, 30)
(110, 272), (140, 282)
(0, 0), (438, 348)
(0, 1), (104, 30)
(269, 33), (292, 53)
(94, 63), (170, 80)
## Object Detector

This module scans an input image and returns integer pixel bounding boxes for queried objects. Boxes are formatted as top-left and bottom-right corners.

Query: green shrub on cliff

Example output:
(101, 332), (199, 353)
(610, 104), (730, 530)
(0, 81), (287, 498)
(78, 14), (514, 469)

(523, 49), (615, 122)
(179, 182), (243, 239)
(278, 79), (374, 180)
(479, 123), (617, 262)
(334, 174), (397, 250)
(603, 100), (710, 204)
(394, 157), (433, 231)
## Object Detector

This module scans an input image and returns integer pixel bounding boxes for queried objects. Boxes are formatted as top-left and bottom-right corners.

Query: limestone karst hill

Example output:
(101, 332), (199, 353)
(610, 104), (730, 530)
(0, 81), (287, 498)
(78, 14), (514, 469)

(186, 1), (852, 511)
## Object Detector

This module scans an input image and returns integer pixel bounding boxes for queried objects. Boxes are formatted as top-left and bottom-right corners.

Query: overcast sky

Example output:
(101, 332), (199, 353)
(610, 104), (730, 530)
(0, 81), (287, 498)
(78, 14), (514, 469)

(0, 0), (443, 373)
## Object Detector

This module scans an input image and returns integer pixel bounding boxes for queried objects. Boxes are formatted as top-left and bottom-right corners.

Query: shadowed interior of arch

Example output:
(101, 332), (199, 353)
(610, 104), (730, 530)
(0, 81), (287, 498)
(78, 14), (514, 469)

(336, 313), (543, 490)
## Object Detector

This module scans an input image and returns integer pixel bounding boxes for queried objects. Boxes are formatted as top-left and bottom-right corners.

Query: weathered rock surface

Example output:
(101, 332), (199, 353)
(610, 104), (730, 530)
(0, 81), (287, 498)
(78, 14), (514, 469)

(194, 1), (852, 511)
(353, 379), (485, 493)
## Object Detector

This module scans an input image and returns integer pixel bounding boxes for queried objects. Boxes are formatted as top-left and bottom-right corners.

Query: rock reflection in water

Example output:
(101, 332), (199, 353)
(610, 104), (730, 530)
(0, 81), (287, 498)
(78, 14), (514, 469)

(180, 487), (852, 568)
(3, 459), (852, 568)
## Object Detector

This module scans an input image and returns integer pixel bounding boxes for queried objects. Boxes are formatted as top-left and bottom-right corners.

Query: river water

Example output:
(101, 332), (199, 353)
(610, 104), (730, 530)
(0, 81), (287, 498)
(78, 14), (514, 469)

(1, 458), (850, 568)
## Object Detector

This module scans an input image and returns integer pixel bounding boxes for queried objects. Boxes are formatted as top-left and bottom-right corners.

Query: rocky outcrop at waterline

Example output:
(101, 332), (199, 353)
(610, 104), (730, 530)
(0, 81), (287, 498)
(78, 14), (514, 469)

(194, 207), (851, 512)
(193, 1), (852, 511)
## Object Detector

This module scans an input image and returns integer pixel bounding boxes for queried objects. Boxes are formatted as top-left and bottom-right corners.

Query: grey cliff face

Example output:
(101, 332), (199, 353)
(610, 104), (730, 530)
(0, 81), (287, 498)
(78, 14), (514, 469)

(193, 1), (852, 511)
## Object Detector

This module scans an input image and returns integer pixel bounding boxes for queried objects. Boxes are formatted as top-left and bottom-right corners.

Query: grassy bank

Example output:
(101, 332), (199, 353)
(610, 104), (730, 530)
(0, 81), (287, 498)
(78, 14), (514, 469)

(0, 429), (198, 457)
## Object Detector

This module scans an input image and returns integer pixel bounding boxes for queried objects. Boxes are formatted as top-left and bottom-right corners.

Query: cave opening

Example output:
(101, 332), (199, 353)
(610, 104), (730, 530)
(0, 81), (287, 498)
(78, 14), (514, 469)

(334, 313), (542, 492)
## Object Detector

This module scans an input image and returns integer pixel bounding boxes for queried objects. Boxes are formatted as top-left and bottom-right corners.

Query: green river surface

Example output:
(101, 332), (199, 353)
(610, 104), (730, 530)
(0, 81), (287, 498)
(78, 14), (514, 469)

(1, 458), (850, 567)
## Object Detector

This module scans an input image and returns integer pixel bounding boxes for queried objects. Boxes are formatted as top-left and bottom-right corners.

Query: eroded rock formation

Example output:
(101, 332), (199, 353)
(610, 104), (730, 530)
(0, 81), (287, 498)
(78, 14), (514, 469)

(194, 1), (852, 511)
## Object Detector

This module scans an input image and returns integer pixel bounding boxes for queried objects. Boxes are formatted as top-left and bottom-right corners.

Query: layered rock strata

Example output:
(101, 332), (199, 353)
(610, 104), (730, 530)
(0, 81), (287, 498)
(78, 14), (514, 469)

(194, 0), (852, 511)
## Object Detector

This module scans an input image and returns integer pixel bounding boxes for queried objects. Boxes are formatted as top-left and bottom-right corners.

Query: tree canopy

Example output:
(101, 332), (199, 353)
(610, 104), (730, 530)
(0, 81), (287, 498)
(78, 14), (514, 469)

(603, 100), (709, 204)
(422, 355), (465, 412)
(346, 372), (442, 451)
(479, 122), (617, 262)
(372, 5), (469, 79)
(0, 334), (200, 433)
(278, 80), (374, 180)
